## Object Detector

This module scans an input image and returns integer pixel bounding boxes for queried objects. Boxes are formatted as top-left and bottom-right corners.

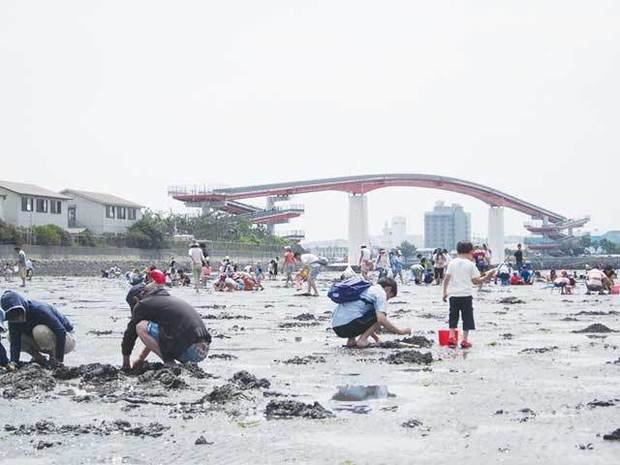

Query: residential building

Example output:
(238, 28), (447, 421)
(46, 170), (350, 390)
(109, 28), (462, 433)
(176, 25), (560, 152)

(424, 201), (471, 250)
(60, 189), (143, 235)
(0, 180), (71, 229)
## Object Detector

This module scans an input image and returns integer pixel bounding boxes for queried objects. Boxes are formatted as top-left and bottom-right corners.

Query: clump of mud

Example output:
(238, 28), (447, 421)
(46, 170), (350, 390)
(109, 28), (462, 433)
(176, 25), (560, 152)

(603, 429), (620, 441)
(500, 333), (514, 340)
(520, 347), (559, 354)
(587, 399), (618, 408)
(265, 400), (334, 419)
(292, 313), (317, 321)
(574, 310), (620, 316)
(208, 353), (238, 360)
(282, 355), (326, 365)
(279, 322), (321, 328)
(87, 330), (113, 336)
(195, 435), (213, 445)
(5, 419), (169, 438)
(205, 384), (247, 404)
(138, 368), (187, 389)
(573, 324), (617, 334)
(201, 313), (252, 320)
(402, 418), (424, 428)
(0, 364), (56, 398)
(400, 335), (433, 348)
(230, 370), (271, 390)
(499, 297), (526, 305)
(383, 350), (433, 365)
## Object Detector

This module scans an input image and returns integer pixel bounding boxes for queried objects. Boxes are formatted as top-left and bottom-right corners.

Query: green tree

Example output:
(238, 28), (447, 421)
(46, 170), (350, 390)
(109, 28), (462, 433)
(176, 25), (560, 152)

(33, 224), (72, 246)
(0, 220), (22, 244)
(399, 240), (417, 259)
(76, 229), (98, 247)
(126, 211), (169, 249)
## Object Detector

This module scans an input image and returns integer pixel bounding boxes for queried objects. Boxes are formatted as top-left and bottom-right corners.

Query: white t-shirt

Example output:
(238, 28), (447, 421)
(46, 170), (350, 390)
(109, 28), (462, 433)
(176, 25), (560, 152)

(587, 269), (606, 287)
(360, 248), (371, 261)
(446, 257), (480, 297)
(301, 253), (319, 265)
(188, 247), (205, 265)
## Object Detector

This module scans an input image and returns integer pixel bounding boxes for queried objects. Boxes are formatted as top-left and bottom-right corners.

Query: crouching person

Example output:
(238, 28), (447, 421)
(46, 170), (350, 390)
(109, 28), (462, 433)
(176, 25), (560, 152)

(121, 284), (211, 370)
(0, 290), (76, 367)
(330, 277), (411, 348)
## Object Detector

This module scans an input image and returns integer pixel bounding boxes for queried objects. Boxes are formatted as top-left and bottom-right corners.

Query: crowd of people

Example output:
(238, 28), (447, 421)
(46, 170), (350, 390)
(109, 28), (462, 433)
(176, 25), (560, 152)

(0, 240), (617, 371)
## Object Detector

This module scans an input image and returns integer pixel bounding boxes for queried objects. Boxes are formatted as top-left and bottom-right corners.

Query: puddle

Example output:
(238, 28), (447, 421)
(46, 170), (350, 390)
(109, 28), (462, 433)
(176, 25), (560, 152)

(332, 385), (392, 402)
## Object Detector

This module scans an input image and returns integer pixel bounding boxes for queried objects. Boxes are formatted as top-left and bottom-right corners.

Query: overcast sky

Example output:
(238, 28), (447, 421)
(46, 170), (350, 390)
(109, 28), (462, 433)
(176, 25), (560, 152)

(1, 1), (618, 241)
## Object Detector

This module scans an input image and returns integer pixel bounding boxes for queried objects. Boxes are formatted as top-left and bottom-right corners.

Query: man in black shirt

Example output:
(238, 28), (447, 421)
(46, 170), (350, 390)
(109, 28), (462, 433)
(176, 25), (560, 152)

(514, 244), (524, 270)
(121, 284), (211, 370)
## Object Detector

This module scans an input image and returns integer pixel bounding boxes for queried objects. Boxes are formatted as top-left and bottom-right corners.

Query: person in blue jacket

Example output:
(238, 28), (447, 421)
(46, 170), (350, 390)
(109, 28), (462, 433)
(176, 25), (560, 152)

(0, 290), (76, 368)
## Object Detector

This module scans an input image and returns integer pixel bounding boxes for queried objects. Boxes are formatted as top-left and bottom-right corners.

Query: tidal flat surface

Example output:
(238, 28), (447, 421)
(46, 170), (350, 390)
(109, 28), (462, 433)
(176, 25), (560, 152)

(0, 275), (619, 464)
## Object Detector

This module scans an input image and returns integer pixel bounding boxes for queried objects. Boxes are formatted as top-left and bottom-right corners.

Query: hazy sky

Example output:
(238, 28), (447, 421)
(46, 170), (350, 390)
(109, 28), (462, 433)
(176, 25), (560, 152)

(1, 1), (619, 241)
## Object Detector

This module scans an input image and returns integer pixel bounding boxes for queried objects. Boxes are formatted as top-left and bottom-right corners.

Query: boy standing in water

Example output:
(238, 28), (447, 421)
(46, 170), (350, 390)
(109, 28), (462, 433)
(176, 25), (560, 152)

(442, 241), (495, 349)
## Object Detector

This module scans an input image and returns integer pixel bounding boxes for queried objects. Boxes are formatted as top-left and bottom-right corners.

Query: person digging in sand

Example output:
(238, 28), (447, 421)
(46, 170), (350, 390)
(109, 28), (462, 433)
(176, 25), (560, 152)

(442, 241), (496, 349)
(121, 283), (211, 370)
(331, 277), (411, 348)
(0, 290), (76, 368)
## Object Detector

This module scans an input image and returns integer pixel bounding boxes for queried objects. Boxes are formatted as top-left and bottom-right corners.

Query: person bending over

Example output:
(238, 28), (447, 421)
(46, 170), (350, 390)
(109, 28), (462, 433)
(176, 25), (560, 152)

(331, 277), (411, 348)
(122, 284), (211, 370)
(0, 290), (76, 369)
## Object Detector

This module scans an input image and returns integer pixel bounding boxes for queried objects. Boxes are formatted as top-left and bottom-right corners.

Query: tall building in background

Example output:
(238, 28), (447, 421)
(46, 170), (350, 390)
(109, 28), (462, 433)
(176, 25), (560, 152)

(373, 216), (423, 249)
(424, 202), (471, 250)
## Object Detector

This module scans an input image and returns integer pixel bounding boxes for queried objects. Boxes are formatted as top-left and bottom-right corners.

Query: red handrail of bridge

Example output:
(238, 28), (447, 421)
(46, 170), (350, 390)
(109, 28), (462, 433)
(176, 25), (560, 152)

(169, 174), (567, 223)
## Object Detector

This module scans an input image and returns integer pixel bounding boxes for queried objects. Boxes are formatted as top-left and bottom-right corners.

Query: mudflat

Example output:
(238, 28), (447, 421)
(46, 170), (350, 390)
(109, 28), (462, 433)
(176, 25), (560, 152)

(0, 275), (619, 464)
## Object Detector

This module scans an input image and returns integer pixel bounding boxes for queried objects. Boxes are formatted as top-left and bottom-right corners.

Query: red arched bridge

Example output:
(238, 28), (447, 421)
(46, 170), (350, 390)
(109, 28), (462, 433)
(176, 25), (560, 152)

(169, 174), (585, 263)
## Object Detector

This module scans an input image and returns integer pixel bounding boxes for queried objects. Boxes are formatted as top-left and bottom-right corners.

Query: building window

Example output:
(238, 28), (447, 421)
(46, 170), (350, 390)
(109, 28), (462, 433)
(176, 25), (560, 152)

(117, 207), (126, 219)
(21, 197), (33, 212)
(128, 208), (137, 220)
(50, 200), (62, 214)
(35, 198), (49, 213)
(106, 205), (115, 218)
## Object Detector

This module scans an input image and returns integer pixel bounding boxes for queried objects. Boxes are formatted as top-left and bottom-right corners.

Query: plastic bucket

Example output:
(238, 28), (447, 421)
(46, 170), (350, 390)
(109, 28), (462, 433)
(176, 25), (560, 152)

(438, 329), (459, 346)
(612, 285), (620, 295)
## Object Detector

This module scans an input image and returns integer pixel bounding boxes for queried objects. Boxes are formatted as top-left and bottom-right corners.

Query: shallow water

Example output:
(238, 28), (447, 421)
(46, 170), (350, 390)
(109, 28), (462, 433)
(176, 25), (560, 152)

(0, 275), (619, 464)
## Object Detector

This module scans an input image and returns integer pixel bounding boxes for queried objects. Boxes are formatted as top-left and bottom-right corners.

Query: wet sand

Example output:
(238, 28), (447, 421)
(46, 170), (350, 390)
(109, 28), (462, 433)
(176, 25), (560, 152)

(0, 275), (619, 464)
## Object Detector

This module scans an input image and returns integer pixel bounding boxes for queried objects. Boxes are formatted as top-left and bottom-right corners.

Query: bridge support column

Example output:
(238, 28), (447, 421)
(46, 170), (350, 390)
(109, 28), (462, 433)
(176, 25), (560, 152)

(348, 194), (369, 265)
(488, 206), (505, 265)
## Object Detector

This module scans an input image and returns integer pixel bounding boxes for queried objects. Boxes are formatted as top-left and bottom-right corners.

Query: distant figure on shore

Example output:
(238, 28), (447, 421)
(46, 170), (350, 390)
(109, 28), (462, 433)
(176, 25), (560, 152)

(122, 284), (211, 370)
(585, 265), (612, 294)
(283, 247), (297, 287)
(359, 245), (372, 280)
(514, 244), (524, 270)
(14, 246), (27, 287)
(0, 290), (76, 369)
(188, 242), (205, 292)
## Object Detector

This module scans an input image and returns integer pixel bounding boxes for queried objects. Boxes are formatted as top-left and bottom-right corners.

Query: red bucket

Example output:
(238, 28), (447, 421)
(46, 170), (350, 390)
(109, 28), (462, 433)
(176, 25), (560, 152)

(612, 285), (620, 295)
(438, 329), (459, 346)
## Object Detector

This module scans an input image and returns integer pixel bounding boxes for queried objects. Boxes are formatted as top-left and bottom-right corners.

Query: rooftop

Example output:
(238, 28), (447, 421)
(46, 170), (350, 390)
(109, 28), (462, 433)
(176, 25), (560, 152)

(0, 180), (72, 200)
(61, 189), (143, 208)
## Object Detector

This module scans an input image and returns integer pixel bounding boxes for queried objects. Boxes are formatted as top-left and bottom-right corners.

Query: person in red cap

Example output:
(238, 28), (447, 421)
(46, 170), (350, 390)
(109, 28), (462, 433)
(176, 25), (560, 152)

(148, 269), (166, 286)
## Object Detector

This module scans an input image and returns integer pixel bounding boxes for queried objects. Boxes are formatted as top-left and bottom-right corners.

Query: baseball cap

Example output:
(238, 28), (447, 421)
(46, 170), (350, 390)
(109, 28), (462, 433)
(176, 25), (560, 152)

(126, 283), (146, 307)
(148, 269), (166, 285)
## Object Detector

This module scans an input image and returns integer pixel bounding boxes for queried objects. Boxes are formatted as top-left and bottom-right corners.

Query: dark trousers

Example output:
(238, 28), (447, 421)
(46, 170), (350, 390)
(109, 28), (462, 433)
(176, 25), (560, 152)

(449, 296), (475, 331)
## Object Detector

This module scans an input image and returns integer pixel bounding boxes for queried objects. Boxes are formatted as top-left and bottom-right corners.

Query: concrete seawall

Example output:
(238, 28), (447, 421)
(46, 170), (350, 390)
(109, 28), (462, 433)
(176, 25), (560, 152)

(0, 242), (284, 276)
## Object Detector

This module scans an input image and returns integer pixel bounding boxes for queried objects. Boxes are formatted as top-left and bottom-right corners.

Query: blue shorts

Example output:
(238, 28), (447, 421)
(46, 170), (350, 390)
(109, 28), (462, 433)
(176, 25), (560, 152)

(146, 321), (209, 363)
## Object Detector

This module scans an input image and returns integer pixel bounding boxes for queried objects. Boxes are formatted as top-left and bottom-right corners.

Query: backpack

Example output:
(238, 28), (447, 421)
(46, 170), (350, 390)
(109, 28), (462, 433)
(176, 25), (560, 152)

(328, 277), (372, 303)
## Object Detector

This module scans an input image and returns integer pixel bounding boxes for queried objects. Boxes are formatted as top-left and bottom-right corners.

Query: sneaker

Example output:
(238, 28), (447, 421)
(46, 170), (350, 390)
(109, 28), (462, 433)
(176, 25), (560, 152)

(447, 337), (457, 348)
(461, 341), (472, 349)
